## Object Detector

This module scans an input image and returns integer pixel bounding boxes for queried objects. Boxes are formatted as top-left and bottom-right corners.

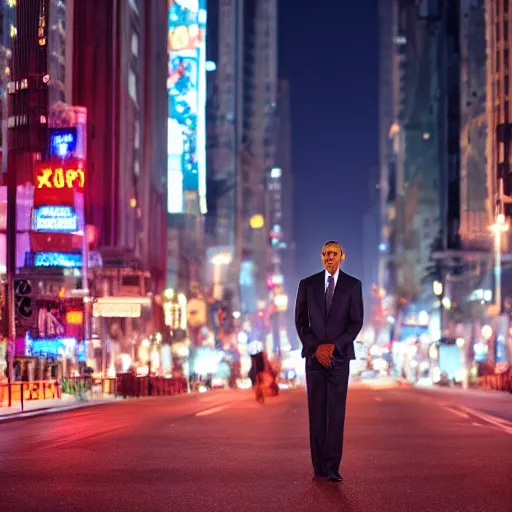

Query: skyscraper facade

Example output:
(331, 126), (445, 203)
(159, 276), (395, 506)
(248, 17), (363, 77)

(73, 0), (168, 287)
(208, 0), (278, 315)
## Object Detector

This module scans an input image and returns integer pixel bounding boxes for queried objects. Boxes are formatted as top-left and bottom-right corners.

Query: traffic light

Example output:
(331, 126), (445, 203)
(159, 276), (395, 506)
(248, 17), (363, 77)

(14, 279), (35, 332)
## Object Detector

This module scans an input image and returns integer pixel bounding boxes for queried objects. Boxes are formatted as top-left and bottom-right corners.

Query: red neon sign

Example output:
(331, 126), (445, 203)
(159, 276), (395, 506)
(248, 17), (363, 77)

(66, 310), (84, 325)
(35, 162), (85, 190)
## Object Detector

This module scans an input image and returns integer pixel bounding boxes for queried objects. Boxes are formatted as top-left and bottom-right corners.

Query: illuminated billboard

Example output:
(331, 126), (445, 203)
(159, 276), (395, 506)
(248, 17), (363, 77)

(32, 206), (78, 232)
(49, 127), (78, 158)
(35, 162), (85, 191)
(167, 0), (207, 214)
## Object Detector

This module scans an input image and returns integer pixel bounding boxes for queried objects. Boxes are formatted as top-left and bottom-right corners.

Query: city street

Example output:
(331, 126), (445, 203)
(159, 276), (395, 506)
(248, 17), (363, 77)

(1, 385), (511, 512)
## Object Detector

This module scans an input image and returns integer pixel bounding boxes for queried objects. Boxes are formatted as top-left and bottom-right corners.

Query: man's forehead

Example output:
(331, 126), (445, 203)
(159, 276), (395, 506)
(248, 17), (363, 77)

(322, 244), (341, 252)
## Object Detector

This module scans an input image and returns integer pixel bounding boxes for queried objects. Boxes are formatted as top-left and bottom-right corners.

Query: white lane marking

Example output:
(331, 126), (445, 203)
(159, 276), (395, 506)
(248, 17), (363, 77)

(374, 396), (382, 402)
(457, 405), (512, 435)
(196, 403), (233, 417)
(444, 406), (470, 419)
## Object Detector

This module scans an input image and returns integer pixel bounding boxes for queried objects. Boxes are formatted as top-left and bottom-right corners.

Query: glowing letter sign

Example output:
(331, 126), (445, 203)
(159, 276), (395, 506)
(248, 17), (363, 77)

(167, 0), (207, 214)
(49, 127), (78, 158)
(33, 206), (78, 232)
(36, 164), (85, 190)
(34, 252), (82, 268)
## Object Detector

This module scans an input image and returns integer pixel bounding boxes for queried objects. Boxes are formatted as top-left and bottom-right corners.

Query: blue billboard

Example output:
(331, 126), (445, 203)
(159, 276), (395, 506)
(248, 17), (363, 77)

(49, 127), (78, 159)
(167, 0), (207, 214)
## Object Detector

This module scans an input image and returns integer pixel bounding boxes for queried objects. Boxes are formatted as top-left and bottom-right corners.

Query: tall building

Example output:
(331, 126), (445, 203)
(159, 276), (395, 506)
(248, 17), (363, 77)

(273, 79), (294, 344)
(0, 0), (89, 375)
(379, 0), (464, 338)
(485, 0), (512, 364)
(275, 80), (294, 290)
(166, 0), (207, 305)
(378, 0), (400, 326)
(73, 0), (168, 283)
(207, 0), (278, 316)
(362, 167), (381, 325)
(72, 0), (168, 372)
(5, 0), (51, 184)
(460, 0), (488, 249)
(1, 0), (70, 272)
(240, 0), (278, 312)
(486, 0), (512, 223)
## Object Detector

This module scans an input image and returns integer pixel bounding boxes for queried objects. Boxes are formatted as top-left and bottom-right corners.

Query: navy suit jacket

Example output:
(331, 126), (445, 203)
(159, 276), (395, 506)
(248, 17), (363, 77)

(294, 270), (364, 361)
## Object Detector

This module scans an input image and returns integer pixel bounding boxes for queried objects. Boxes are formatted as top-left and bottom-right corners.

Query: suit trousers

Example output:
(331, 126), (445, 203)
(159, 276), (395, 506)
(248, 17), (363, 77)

(305, 354), (350, 476)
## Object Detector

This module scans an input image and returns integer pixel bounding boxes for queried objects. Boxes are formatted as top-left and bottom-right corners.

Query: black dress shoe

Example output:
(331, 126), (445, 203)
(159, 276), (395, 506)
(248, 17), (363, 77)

(312, 475), (328, 482)
(327, 472), (343, 483)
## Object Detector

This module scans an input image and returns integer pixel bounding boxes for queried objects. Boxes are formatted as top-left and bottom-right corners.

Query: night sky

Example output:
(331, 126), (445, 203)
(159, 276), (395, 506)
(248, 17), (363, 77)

(279, 0), (379, 281)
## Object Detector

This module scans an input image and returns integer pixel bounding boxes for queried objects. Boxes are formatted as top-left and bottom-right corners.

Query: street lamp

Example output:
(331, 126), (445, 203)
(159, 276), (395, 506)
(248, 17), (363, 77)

(211, 253), (232, 301)
(489, 213), (509, 315)
(432, 279), (444, 341)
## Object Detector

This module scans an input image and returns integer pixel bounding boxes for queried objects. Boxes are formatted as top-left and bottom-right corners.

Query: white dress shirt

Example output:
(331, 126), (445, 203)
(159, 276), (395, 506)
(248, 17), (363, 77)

(324, 267), (340, 291)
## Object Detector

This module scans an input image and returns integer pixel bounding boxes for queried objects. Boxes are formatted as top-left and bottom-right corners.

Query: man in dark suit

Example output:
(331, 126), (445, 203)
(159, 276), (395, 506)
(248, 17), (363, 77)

(295, 240), (363, 483)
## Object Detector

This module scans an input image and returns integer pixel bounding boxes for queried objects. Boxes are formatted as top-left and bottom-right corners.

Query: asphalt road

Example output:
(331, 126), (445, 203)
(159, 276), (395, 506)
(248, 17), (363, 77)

(0, 385), (511, 512)
(413, 385), (512, 422)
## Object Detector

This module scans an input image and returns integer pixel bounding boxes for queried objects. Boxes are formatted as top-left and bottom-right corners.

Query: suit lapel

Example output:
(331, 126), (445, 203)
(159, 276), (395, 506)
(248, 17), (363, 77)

(327, 270), (345, 319)
(315, 271), (325, 312)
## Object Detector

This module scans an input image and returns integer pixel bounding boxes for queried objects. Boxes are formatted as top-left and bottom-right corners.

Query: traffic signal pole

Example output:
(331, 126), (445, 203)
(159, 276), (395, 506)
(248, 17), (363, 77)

(5, 148), (16, 407)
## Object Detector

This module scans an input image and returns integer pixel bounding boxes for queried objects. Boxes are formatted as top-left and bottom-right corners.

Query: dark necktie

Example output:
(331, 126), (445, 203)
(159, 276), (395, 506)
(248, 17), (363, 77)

(325, 275), (334, 314)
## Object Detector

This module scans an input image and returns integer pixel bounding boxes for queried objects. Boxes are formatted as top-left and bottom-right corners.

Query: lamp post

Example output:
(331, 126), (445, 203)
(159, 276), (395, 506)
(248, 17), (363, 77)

(211, 253), (232, 302)
(433, 280), (444, 341)
(489, 213), (509, 316)
(488, 213), (509, 366)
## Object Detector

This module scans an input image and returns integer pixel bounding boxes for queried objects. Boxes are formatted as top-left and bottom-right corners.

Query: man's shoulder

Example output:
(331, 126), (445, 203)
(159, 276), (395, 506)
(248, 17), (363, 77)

(301, 271), (324, 283)
(340, 271), (361, 287)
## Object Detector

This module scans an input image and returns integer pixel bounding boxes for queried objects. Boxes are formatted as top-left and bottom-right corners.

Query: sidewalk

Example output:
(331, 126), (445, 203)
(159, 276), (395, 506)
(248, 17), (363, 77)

(0, 393), (118, 422)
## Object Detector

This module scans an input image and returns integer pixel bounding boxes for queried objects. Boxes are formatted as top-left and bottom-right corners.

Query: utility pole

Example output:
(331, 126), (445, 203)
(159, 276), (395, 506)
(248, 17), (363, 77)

(5, 146), (16, 407)
(82, 225), (91, 372)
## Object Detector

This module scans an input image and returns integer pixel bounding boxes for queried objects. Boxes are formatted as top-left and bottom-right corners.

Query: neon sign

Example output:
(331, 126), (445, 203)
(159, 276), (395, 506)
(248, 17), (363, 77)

(34, 252), (82, 268)
(36, 164), (85, 190)
(49, 127), (77, 158)
(66, 310), (84, 325)
(33, 206), (78, 232)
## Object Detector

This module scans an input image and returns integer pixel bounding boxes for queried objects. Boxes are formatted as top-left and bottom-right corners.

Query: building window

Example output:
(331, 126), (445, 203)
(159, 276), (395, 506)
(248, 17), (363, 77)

(498, 51), (501, 72)
(131, 33), (138, 57)
(505, 75), (510, 96)
(505, 0), (509, 15)
(128, 69), (137, 105)
(497, 22), (500, 42)
(505, 21), (509, 42)
(506, 49), (510, 72)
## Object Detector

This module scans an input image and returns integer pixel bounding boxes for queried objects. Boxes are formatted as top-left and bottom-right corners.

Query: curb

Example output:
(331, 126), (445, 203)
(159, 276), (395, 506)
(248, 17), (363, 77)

(0, 389), (238, 423)
(0, 399), (119, 424)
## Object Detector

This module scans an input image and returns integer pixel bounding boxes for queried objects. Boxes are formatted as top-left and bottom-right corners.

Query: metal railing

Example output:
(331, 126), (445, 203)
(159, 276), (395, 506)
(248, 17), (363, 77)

(1, 375), (190, 414)
(0, 380), (61, 412)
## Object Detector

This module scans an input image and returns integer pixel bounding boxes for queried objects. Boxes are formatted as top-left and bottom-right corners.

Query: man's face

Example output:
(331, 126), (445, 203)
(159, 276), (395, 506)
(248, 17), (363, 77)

(322, 243), (342, 275)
